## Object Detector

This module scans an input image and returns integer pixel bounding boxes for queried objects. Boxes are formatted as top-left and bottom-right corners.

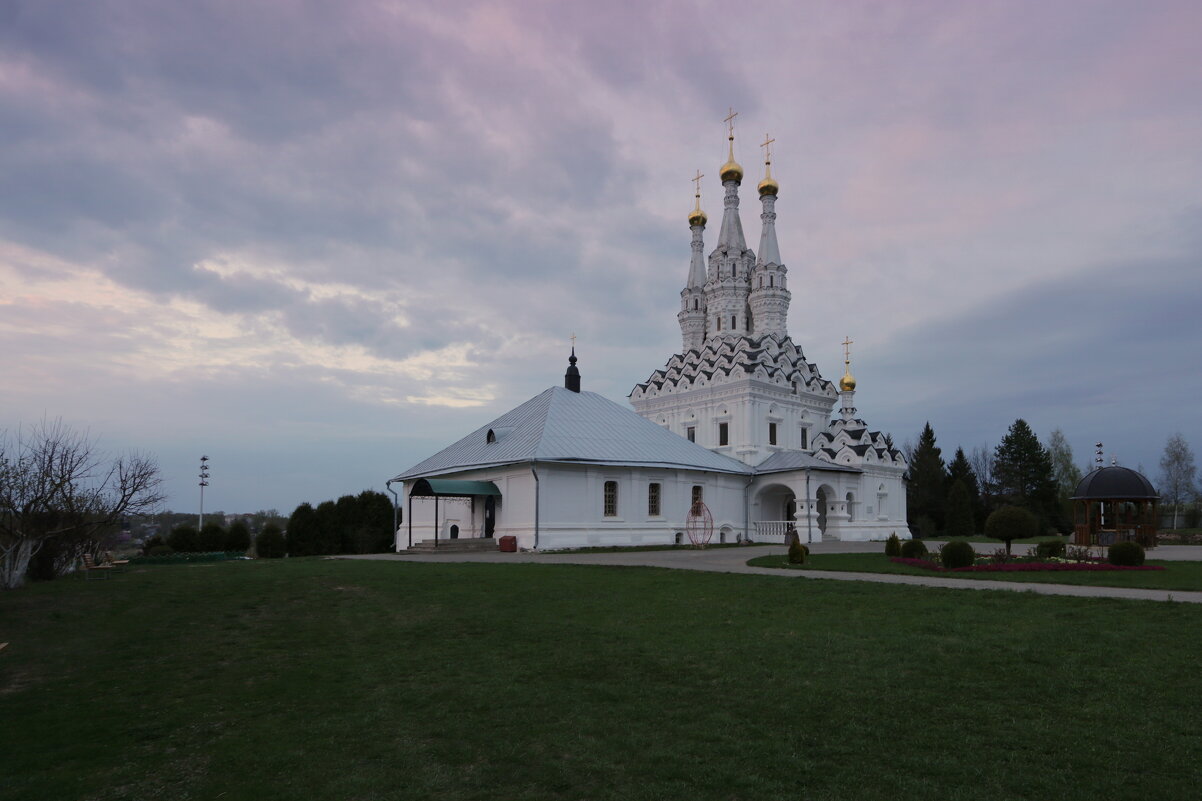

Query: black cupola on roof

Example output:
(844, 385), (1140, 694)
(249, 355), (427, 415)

(565, 348), (580, 393)
(1071, 466), (1159, 500)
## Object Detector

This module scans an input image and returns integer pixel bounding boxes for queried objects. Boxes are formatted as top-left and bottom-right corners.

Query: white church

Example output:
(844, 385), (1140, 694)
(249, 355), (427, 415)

(390, 122), (911, 550)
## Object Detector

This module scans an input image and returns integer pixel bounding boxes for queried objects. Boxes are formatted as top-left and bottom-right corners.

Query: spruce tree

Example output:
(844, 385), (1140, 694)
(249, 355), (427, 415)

(993, 420), (1062, 533)
(906, 422), (947, 536)
(286, 503), (320, 556)
(946, 446), (984, 528)
(944, 480), (975, 538)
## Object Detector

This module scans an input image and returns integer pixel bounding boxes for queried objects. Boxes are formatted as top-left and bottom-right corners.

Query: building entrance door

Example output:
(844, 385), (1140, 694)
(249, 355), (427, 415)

(484, 496), (496, 538)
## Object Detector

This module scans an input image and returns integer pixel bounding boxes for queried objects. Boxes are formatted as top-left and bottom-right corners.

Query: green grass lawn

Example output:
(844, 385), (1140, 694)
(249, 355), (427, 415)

(747, 552), (1202, 591)
(3, 559), (1201, 800)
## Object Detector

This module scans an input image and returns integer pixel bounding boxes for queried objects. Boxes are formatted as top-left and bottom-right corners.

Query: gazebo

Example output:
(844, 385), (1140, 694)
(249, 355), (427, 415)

(1070, 466), (1159, 548)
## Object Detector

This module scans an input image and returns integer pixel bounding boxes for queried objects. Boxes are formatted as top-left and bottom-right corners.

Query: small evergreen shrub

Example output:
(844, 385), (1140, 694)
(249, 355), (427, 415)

(147, 544), (174, 556)
(899, 539), (928, 559)
(1036, 540), (1067, 560)
(884, 533), (901, 557)
(1108, 541), (1146, 567)
(256, 524), (287, 559)
(940, 539), (976, 569)
(788, 541), (809, 564)
(142, 534), (166, 556)
(199, 522), (226, 552)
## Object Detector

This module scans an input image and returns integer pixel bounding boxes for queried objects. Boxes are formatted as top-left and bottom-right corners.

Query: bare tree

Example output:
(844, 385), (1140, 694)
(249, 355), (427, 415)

(969, 444), (995, 504)
(0, 420), (164, 589)
(1159, 433), (1197, 530)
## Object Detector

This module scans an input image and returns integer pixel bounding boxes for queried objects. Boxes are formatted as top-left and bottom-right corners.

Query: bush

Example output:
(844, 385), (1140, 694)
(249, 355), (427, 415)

(788, 541), (809, 564)
(168, 524), (199, 553)
(984, 505), (1040, 555)
(225, 519), (251, 553)
(141, 534), (166, 556)
(940, 539), (976, 569)
(256, 524), (286, 559)
(900, 539), (928, 559)
(1108, 541), (1146, 567)
(884, 533), (901, 557)
(1036, 539), (1067, 560)
(199, 521), (226, 552)
(147, 544), (174, 556)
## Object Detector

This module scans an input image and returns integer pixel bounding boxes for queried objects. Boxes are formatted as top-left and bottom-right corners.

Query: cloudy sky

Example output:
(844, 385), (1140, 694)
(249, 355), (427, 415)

(3, 0), (1200, 514)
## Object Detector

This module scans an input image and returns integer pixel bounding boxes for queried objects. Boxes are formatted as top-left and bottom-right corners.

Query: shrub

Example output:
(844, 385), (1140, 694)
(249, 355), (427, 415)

(147, 544), (174, 556)
(940, 539), (976, 569)
(199, 521), (226, 552)
(1036, 539), (1067, 560)
(984, 505), (1039, 555)
(788, 541), (809, 564)
(141, 534), (166, 556)
(884, 533), (901, 557)
(225, 519), (251, 554)
(256, 524), (286, 559)
(1108, 541), (1146, 567)
(168, 524), (199, 553)
(900, 539), (928, 559)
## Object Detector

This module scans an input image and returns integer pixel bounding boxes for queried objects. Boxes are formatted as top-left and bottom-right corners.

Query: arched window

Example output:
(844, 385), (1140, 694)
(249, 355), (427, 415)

(693, 298), (698, 310)
(717, 317), (722, 331)
(691, 485), (704, 508)
(846, 492), (855, 522)
(731, 315), (737, 329)
(769, 274), (774, 288)
(604, 481), (618, 517)
(758, 276), (763, 288)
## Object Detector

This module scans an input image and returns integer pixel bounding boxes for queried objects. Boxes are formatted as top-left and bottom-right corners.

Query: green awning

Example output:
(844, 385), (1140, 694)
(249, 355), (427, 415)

(409, 478), (501, 497)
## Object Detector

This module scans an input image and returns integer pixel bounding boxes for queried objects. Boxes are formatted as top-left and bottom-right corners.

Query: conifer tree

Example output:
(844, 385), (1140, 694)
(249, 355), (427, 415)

(944, 479), (975, 538)
(946, 446), (983, 528)
(906, 422), (948, 536)
(286, 503), (320, 556)
(993, 419), (1063, 533)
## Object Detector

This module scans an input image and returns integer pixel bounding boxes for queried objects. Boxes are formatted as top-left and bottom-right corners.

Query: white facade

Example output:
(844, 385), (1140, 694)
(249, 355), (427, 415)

(401, 463), (750, 551)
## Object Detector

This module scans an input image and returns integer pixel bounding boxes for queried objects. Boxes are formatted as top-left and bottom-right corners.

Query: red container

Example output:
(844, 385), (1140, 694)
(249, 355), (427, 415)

(498, 535), (517, 552)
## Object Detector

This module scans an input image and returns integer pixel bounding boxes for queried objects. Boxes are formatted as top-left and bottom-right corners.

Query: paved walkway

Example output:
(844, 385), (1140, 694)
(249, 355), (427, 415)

(342, 542), (1202, 604)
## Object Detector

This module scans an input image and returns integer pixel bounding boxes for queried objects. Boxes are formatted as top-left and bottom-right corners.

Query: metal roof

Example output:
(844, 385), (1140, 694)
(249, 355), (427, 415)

(409, 479), (501, 497)
(755, 450), (860, 474)
(393, 387), (754, 481)
(1071, 466), (1159, 500)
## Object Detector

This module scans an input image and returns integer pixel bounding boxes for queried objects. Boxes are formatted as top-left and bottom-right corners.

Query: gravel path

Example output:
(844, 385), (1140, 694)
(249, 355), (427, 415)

(340, 542), (1202, 604)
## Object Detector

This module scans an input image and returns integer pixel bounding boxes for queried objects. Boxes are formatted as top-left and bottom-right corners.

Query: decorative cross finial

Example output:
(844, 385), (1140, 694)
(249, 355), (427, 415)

(724, 107), (739, 138)
(842, 336), (854, 366)
(760, 133), (775, 164)
(692, 169), (704, 197)
(570, 332), (577, 347)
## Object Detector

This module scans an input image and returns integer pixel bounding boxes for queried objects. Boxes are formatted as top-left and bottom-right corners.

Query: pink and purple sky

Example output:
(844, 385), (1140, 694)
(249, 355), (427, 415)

(2, 0), (1200, 513)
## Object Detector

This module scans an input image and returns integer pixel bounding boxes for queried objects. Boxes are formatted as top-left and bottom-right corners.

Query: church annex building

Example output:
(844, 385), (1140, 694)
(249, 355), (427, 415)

(389, 122), (912, 550)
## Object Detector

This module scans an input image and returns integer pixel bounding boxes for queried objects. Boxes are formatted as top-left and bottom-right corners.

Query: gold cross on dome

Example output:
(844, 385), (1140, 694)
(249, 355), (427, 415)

(842, 336), (854, 364)
(570, 333), (577, 347)
(760, 133), (775, 163)
(724, 107), (739, 137)
(692, 170), (704, 196)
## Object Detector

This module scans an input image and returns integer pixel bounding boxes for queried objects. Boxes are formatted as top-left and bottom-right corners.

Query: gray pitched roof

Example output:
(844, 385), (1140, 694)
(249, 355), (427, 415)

(756, 450), (860, 474)
(393, 387), (753, 480)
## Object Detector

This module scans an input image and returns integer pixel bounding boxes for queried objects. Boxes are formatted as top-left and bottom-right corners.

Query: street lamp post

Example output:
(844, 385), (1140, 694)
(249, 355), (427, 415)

(198, 456), (210, 529)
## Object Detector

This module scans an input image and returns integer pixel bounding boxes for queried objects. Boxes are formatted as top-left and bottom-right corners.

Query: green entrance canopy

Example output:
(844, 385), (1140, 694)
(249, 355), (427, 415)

(409, 478), (501, 497)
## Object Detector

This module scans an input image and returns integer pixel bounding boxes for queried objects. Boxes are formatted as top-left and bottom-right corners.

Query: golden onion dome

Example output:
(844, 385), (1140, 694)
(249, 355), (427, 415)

(758, 175), (779, 196)
(688, 207), (708, 227)
(839, 371), (857, 392)
(720, 157), (743, 183)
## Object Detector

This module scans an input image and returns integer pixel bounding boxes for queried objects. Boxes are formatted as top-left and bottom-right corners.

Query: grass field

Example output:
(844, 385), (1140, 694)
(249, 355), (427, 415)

(3, 559), (1201, 800)
(747, 552), (1202, 591)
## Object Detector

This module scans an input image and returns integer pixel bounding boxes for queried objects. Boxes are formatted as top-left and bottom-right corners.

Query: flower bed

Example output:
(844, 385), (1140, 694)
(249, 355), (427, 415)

(890, 557), (1165, 573)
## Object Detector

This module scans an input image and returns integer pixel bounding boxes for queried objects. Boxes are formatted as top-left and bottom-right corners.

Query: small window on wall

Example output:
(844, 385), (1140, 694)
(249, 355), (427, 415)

(604, 481), (618, 517)
(769, 422), (778, 446)
(648, 483), (661, 516)
(718, 422), (729, 446)
(800, 427), (809, 449)
(686, 426), (696, 443)
(691, 485), (704, 508)
(731, 315), (737, 329)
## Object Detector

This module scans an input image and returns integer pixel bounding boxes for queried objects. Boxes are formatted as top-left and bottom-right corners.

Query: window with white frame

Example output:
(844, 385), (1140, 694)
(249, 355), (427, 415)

(648, 483), (661, 516)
